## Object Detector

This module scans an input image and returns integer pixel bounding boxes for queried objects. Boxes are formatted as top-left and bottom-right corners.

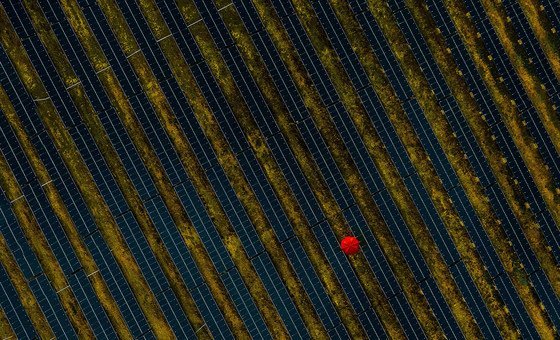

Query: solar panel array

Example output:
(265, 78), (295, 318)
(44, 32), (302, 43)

(0, 0), (559, 338)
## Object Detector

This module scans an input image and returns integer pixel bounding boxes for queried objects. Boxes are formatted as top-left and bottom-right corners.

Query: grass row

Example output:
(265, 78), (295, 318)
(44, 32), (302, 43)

(22, 1), (211, 338)
(0, 234), (54, 339)
(0, 307), (15, 339)
(480, 0), (560, 223)
(0, 5), (175, 337)
(173, 0), (381, 336)
(287, 0), (484, 337)
(115, 0), (328, 336)
(0, 148), (94, 338)
(0, 80), (132, 339)
(247, 0), (453, 337)
(368, 0), (556, 337)
(517, 0), (560, 86)
(56, 0), (252, 336)
(406, 0), (560, 307)
(328, 0), (519, 337)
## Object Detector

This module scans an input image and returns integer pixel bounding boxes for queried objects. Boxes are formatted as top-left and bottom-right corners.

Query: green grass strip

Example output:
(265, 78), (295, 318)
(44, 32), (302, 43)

(0, 151), (94, 338)
(0, 234), (54, 339)
(0, 6), (175, 337)
(368, 1), (557, 337)
(328, 0), (519, 337)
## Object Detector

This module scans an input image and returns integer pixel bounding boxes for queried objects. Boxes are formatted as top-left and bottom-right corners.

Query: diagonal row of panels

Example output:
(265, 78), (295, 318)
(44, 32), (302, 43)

(0, 0), (558, 338)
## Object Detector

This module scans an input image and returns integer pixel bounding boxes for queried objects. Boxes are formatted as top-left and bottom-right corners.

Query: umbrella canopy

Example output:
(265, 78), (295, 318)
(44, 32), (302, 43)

(340, 236), (360, 255)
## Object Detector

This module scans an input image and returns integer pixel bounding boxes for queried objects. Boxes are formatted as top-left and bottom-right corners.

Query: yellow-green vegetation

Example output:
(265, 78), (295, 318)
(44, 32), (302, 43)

(21, 1), (209, 337)
(173, 0), (381, 337)
(328, 0), (519, 337)
(405, 0), (560, 307)
(0, 307), (15, 339)
(368, 0), (556, 337)
(0, 234), (54, 339)
(118, 0), (327, 336)
(480, 0), (560, 225)
(287, 0), (483, 337)
(0, 83), (133, 339)
(57, 0), (252, 337)
(0, 152), (94, 338)
(517, 0), (560, 85)
(0, 6), (175, 337)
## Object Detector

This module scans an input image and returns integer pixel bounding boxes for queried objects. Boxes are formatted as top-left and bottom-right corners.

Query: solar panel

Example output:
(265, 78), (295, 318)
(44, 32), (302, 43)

(403, 99), (460, 190)
(1, 0), (560, 336)
(503, 1), (560, 96)
(419, 276), (463, 339)
(21, 182), (81, 276)
(394, 10), (451, 101)
(250, 251), (305, 338)
(84, 231), (150, 336)
(494, 273), (538, 338)
(67, 269), (117, 338)
(0, 192), (42, 280)
(0, 262), (38, 339)
(28, 274), (77, 338)
(450, 261), (500, 338)
(353, 10), (413, 101)
(268, 1), (339, 106)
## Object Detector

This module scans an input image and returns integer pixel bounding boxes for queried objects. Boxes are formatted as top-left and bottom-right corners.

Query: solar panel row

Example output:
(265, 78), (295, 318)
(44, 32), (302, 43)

(422, 0), (560, 333)
(423, 0), (560, 282)
(184, 1), (380, 332)
(0, 262), (37, 339)
(51, 0), (294, 338)
(0, 0), (558, 337)
(346, 0), (560, 336)
(112, 0), (346, 334)
(228, 0), (438, 334)
(309, 1), (511, 336)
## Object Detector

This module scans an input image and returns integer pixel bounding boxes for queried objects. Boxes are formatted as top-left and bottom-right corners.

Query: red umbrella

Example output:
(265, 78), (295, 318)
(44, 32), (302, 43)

(340, 236), (360, 255)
